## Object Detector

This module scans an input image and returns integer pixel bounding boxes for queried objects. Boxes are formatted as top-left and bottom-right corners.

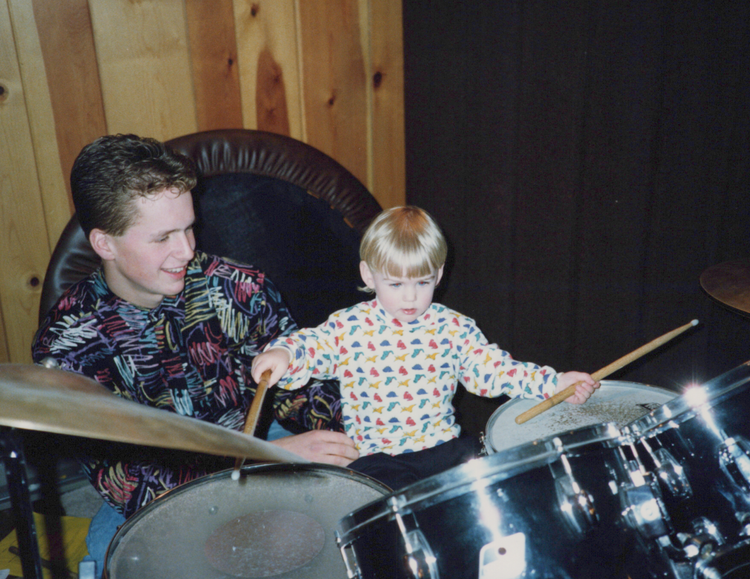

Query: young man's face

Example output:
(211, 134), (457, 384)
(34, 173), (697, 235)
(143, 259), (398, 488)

(360, 262), (444, 323)
(94, 188), (196, 309)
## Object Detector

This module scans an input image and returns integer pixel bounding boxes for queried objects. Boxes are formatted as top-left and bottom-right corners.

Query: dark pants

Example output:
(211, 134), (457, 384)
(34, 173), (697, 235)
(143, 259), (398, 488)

(348, 434), (483, 491)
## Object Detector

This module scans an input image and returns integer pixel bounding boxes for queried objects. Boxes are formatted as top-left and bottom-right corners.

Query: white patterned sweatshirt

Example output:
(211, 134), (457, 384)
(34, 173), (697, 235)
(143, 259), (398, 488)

(268, 300), (559, 456)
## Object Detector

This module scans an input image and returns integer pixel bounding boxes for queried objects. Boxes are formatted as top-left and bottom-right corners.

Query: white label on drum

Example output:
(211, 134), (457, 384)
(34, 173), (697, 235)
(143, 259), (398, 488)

(478, 533), (526, 579)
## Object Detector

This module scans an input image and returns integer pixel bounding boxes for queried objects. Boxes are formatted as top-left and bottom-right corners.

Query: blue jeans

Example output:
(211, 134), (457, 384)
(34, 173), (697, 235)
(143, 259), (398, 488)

(83, 501), (126, 579)
(82, 421), (294, 577)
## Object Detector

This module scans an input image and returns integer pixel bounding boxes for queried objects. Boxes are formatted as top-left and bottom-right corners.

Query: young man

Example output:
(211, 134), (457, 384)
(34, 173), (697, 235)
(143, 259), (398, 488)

(32, 134), (357, 572)
(252, 206), (599, 489)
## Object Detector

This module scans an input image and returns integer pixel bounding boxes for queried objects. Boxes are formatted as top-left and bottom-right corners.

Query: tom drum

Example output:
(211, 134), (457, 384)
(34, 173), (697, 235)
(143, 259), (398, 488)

(337, 423), (674, 579)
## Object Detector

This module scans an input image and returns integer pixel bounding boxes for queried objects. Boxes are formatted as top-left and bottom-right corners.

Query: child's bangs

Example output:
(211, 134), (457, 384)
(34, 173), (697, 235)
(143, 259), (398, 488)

(380, 247), (439, 279)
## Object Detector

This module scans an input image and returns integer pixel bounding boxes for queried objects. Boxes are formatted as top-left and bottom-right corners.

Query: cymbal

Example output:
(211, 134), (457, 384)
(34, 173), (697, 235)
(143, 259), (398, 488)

(0, 364), (305, 464)
(700, 259), (750, 316)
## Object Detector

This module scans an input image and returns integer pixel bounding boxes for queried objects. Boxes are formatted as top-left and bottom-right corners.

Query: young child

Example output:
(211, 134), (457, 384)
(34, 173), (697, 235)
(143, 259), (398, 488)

(252, 206), (598, 488)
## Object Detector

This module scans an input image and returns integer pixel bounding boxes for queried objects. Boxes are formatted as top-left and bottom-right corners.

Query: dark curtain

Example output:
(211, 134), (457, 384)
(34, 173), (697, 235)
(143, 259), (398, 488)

(403, 1), (750, 433)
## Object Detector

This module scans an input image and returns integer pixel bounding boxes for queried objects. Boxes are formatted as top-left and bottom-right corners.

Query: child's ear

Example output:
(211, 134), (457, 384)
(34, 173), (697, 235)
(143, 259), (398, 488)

(360, 261), (376, 289)
(89, 229), (116, 261)
(436, 265), (445, 286)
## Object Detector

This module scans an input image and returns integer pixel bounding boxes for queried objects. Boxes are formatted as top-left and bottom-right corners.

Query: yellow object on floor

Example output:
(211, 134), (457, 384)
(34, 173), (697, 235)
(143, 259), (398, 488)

(0, 512), (90, 578)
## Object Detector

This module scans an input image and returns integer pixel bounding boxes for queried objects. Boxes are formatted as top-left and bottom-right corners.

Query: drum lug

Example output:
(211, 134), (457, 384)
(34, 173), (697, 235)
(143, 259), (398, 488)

(401, 529), (439, 579)
(690, 517), (726, 550)
(337, 537), (362, 579)
(389, 497), (440, 579)
(551, 452), (598, 534)
(718, 436), (750, 494)
(478, 432), (489, 456)
(620, 473), (672, 539)
(640, 441), (693, 500)
(737, 511), (750, 536)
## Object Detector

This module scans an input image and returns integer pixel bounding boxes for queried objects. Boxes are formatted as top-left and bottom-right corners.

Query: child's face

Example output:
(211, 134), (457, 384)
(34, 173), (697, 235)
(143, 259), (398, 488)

(360, 262), (444, 323)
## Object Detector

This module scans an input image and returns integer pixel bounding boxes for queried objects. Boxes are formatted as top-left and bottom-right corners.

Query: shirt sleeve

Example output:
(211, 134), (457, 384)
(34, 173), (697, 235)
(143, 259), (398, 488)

(231, 268), (343, 431)
(265, 312), (342, 390)
(455, 314), (558, 399)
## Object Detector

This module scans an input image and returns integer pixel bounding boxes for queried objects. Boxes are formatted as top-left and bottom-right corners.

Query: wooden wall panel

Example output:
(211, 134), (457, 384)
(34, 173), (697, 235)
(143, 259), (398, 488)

(0, 0), (404, 364)
(299, 0), (369, 187)
(31, 0), (106, 204)
(368, 0), (405, 209)
(234, 0), (300, 137)
(88, 0), (197, 139)
(0, 0), (53, 364)
(186, 0), (243, 131)
(11, 0), (71, 252)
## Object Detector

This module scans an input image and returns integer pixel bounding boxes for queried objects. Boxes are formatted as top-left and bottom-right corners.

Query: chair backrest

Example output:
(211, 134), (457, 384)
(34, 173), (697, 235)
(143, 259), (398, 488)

(39, 129), (383, 328)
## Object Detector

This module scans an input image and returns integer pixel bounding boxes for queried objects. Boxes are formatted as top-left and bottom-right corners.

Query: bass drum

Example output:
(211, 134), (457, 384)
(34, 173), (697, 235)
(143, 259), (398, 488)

(337, 423), (674, 579)
(104, 464), (390, 579)
(485, 380), (676, 454)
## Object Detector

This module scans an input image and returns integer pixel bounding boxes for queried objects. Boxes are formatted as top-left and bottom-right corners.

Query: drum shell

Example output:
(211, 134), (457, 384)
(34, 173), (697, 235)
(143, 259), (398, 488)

(485, 380), (676, 454)
(104, 464), (390, 579)
(624, 362), (750, 544)
(337, 423), (666, 579)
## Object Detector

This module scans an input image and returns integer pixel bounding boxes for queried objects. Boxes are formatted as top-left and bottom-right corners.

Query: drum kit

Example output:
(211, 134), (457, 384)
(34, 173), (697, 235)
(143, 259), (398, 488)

(1, 259), (749, 579)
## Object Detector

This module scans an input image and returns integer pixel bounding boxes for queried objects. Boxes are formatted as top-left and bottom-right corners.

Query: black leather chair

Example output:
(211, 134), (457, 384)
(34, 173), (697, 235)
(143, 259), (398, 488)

(39, 129), (383, 328)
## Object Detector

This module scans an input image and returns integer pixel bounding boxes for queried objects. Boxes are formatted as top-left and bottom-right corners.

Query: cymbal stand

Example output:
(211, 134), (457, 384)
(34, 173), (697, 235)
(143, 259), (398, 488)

(1, 427), (43, 579)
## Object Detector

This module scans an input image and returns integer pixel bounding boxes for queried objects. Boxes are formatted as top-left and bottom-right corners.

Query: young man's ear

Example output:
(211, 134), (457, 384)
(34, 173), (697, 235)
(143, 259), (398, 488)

(89, 229), (115, 261)
(359, 261), (376, 289)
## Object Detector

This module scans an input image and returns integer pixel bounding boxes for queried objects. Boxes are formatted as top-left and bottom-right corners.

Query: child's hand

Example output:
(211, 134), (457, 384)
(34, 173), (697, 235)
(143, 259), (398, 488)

(251, 348), (292, 386)
(556, 371), (600, 404)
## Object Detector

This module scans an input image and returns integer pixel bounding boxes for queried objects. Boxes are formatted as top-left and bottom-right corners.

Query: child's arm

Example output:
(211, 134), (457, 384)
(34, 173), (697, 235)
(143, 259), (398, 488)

(253, 313), (342, 390)
(251, 348), (292, 386)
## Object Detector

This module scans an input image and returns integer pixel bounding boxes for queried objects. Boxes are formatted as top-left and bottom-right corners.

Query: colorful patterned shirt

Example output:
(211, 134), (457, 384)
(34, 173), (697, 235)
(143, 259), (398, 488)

(32, 251), (341, 517)
(269, 300), (558, 456)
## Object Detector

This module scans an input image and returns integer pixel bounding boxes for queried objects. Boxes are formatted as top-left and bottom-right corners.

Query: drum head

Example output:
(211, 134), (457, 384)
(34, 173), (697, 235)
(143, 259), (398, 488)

(105, 464), (389, 579)
(486, 380), (675, 454)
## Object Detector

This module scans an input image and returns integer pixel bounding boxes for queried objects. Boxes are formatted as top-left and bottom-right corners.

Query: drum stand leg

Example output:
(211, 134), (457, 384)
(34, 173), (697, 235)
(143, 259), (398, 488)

(1, 427), (44, 579)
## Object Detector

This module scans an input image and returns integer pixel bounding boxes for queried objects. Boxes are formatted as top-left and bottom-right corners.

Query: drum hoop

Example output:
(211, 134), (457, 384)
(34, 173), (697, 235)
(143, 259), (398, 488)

(485, 380), (674, 453)
(625, 362), (750, 440)
(106, 463), (390, 573)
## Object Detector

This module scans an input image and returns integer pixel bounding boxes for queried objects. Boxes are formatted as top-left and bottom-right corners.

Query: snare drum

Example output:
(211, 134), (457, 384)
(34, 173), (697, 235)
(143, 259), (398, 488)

(104, 464), (390, 579)
(624, 362), (750, 548)
(485, 380), (676, 454)
(337, 423), (673, 579)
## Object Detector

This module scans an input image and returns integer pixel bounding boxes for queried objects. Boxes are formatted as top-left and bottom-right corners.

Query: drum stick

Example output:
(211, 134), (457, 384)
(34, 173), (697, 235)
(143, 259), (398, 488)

(232, 369), (272, 480)
(514, 319), (699, 425)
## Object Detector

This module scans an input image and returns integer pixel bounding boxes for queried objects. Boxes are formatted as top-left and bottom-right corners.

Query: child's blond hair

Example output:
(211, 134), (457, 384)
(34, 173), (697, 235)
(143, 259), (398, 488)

(360, 206), (447, 280)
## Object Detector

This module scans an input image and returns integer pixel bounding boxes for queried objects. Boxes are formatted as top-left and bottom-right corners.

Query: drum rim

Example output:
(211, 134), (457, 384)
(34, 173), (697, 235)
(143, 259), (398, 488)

(485, 379), (676, 453)
(105, 463), (390, 575)
(337, 422), (621, 542)
(625, 361), (750, 440)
